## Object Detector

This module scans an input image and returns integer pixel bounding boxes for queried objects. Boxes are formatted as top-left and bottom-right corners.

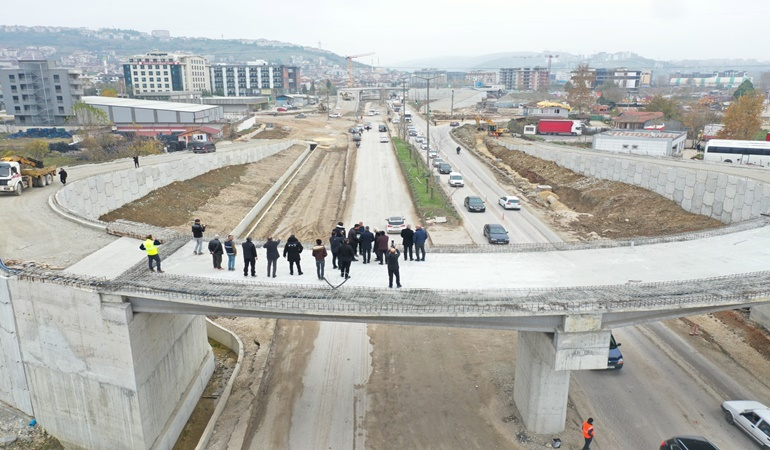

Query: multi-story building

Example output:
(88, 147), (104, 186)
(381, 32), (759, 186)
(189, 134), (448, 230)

(466, 70), (497, 87)
(410, 69), (447, 87)
(0, 60), (83, 125)
(122, 51), (211, 96)
(669, 70), (751, 88)
(209, 62), (300, 96)
(499, 67), (549, 91)
(594, 68), (648, 91)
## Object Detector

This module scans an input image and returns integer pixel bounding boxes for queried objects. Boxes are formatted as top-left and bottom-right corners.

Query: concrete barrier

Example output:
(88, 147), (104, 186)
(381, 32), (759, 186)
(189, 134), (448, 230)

(496, 141), (770, 224)
(55, 140), (303, 222)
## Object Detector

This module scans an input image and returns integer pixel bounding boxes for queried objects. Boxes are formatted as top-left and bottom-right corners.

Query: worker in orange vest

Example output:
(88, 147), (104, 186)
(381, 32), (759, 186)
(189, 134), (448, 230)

(582, 417), (594, 449)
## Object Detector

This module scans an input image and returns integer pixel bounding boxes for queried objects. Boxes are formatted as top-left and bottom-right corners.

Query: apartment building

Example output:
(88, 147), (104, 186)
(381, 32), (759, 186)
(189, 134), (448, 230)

(669, 70), (751, 88)
(0, 60), (83, 125)
(122, 51), (211, 96)
(594, 68), (650, 91)
(499, 67), (549, 91)
(209, 62), (300, 96)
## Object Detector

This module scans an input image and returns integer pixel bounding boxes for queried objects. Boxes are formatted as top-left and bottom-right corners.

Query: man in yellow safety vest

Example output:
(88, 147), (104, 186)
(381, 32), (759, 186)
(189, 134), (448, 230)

(140, 234), (164, 273)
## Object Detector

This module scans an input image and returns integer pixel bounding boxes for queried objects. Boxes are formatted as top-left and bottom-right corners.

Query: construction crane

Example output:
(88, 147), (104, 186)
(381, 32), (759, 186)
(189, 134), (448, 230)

(346, 52), (375, 87)
(544, 54), (559, 85)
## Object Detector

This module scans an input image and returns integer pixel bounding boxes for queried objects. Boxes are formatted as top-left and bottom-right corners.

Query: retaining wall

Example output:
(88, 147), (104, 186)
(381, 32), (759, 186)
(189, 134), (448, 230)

(497, 141), (770, 224)
(55, 140), (303, 223)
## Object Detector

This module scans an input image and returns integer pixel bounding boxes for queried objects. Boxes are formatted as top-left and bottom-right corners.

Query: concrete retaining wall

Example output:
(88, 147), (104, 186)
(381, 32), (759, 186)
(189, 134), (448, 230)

(8, 280), (212, 449)
(55, 140), (303, 222)
(497, 141), (770, 224)
(0, 277), (31, 415)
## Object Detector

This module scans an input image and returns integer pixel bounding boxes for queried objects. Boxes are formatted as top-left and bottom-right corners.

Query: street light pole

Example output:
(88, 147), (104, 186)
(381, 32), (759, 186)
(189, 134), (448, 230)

(401, 78), (408, 141)
(451, 89), (454, 117)
(414, 74), (441, 166)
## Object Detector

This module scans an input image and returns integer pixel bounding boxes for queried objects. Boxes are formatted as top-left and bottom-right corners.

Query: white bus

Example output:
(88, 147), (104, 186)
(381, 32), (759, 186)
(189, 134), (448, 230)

(703, 139), (770, 167)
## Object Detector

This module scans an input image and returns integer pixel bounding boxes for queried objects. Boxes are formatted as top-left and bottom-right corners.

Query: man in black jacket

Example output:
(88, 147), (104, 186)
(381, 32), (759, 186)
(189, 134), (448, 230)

(386, 247), (402, 288)
(347, 225), (359, 261)
(263, 237), (280, 278)
(283, 235), (304, 275)
(400, 225), (414, 261)
(242, 237), (258, 277)
(358, 226), (375, 264)
(338, 238), (355, 279)
(192, 219), (206, 255)
(208, 235), (224, 270)
(329, 230), (344, 269)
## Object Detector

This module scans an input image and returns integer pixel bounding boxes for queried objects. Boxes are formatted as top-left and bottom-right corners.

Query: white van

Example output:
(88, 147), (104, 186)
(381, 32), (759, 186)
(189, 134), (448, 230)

(448, 172), (464, 187)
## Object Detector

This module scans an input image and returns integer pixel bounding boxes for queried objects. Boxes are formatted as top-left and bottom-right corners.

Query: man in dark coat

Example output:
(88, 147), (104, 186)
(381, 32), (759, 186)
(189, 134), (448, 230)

(58, 168), (68, 185)
(386, 247), (402, 288)
(263, 237), (280, 278)
(358, 226), (375, 264)
(375, 231), (390, 265)
(330, 230), (344, 269)
(242, 237), (258, 277)
(338, 238), (355, 279)
(413, 225), (428, 262)
(283, 235), (304, 275)
(347, 226), (359, 261)
(208, 235), (224, 270)
(400, 224), (414, 261)
(192, 219), (206, 255)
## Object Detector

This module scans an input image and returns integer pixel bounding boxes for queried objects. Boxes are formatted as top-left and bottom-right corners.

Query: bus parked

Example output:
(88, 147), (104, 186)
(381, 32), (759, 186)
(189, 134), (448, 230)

(703, 139), (770, 167)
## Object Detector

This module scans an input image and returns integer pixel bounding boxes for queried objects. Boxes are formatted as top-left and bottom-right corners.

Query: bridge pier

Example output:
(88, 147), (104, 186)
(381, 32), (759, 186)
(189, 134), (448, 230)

(1, 278), (213, 449)
(513, 316), (610, 434)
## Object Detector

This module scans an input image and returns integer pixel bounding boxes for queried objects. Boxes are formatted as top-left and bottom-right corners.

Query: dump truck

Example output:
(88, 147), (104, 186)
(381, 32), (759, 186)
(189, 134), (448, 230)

(537, 119), (583, 136)
(0, 155), (58, 196)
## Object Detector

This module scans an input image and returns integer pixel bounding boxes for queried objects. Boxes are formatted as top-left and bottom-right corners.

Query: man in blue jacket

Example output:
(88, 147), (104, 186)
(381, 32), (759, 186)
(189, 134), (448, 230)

(413, 225), (428, 262)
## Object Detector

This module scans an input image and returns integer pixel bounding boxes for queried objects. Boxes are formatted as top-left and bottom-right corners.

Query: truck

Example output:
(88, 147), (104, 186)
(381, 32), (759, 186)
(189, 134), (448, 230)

(0, 156), (58, 196)
(537, 119), (582, 136)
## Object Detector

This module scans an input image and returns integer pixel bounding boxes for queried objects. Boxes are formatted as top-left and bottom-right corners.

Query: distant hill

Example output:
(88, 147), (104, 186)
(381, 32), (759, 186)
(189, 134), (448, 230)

(0, 25), (351, 67)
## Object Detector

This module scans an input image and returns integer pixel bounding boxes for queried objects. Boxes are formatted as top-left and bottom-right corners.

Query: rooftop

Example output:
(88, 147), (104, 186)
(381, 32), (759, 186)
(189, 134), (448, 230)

(612, 111), (664, 123)
(82, 96), (220, 113)
(601, 130), (686, 139)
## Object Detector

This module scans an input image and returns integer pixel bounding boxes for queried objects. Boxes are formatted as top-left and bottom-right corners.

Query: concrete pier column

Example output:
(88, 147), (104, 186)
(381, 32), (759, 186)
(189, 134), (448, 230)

(514, 331), (570, 434)
(514, 316), (611, 434)
(750, 304), (770, 330)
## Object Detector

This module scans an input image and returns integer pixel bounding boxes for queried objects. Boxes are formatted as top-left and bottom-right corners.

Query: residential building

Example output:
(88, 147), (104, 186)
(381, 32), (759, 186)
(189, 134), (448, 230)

(669, 70), (751, 88)
(0, 60), (83, 125)
(611, 110), (664, 130)
(410, 69), (447, 87)
(593, 129), (687, 157)
(122, 51), (211, 96)
(209, 62), (300, 96)
(499, 67), (549, 91)
(466, 70), (497, 87)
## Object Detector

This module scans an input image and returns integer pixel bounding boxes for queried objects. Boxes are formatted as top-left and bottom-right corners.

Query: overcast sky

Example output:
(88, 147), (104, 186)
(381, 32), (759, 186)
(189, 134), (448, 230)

(5, 0), (770, 66)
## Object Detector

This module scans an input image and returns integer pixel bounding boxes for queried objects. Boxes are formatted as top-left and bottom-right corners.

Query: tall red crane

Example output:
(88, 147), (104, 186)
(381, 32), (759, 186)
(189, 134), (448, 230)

(346, 52), (375, 87)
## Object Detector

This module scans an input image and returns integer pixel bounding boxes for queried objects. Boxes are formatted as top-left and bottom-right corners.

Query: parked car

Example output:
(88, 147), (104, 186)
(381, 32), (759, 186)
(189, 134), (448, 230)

(386, 216), (406, 234)
(448, 172), (464, 187)
(329, 113), (342, 118)
(428, 150), (438, 159)
(483, 224), (509, 244)
(420, 143), (429, 150)
(660, 436), (719, 450)
(379, 136), (389, 143)
(450, 121), (460, 127)
(721, 400), (770, 448)
(414, 136), (425, 143)
(348, 127), (359, 134)
(295, 113), (307, 118)
(190, 141), (216, 153)
(432, 158), (445, 168)
(438, 163), (452, 174)
(608, 334), (623, 370)
(464, 196), (486, 212)
(276, 107), (288, 112)
(287, 105), (299, 110)
(409, 130), (418, 136)
(498, 195), (522, 210)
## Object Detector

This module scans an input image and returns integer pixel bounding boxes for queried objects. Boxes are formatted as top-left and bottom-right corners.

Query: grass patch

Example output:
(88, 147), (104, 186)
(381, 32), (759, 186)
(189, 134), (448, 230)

(393, 138), (459, 222)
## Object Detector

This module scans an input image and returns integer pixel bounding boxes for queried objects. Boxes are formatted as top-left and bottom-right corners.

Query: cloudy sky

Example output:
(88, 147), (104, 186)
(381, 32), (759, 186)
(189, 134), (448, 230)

(4, 0), (770, 66)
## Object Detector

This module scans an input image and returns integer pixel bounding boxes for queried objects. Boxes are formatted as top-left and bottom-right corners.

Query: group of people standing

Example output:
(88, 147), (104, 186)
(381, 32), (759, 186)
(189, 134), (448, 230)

(185, 219), (426, 288)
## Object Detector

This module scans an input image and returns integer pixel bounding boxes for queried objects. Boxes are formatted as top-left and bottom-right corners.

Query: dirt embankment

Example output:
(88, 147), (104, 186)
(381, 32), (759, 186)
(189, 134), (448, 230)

(484, 139), (724, 239)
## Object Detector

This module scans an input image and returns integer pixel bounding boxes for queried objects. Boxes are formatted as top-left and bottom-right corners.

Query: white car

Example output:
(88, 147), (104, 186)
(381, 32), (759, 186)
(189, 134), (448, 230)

(428, 150), (438, 159)
(420, 143), (429, 150)
(722, 400), (770, 448)
(328, 113), (342, 118)
(498, 196), (521, 210)
(386, 216), (406, 234)
(432, 158), (445, 168)
(379, 136), (389, 143)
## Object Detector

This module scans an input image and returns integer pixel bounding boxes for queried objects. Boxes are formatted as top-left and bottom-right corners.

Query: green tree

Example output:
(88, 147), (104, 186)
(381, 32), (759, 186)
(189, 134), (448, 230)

(100, 88), (118, 97)
(644, 95), (682, 121)
(23, 139), (49, 160)
(732, 79), (755, 99)
(717, 91), (765, 140)
(301, 84), (308, 94)
(565, 63), (596, 114)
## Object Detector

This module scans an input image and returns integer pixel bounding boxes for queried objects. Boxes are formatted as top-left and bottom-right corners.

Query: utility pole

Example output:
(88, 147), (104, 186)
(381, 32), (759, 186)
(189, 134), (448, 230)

(401, 78), (408, 141)
(450, 89), (454, 117)
(413, 74), (441, 167)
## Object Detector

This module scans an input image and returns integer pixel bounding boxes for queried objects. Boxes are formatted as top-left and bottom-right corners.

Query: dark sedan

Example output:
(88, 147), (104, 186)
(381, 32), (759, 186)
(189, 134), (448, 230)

(483, 224), (509, 244)
(660, 436), (719, 450)
(464, 196), (486, 212)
